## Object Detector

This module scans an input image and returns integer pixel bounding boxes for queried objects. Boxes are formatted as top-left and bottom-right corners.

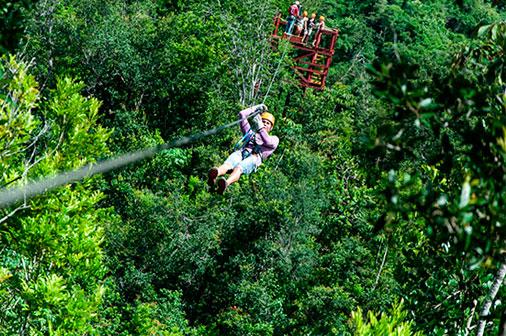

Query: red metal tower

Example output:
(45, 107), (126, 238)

(271, 15), (339, 90)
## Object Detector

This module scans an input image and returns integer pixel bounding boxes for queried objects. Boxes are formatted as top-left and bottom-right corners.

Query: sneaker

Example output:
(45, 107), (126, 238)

(217, 177), (228, 195)
(207, 167), (219, 187)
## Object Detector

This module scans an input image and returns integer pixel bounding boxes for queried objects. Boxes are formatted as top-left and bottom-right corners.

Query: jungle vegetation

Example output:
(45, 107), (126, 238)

(0, 0), (505, 335)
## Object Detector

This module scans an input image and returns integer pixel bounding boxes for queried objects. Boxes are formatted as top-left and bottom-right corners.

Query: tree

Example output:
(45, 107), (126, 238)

(350, 300), (423, 336)
(367, 21), (506, 334)
(0, 0), (36, 54)
(0, 55), (114, 335)
(6, 0), (505, 334)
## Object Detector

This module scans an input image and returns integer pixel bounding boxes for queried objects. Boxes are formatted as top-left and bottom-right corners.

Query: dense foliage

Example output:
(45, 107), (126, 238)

(0, 0), (505, 335)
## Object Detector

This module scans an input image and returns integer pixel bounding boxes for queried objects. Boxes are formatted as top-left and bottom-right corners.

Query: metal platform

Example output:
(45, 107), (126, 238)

(272, 15), (339, 90)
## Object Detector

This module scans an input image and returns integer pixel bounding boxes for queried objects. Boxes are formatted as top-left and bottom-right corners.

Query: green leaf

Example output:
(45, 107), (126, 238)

(459, 180), (471, 209)
(419, 98), (432, 108)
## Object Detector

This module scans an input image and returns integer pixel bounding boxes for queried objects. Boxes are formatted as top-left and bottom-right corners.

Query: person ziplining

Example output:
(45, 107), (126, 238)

(0, 105), (279, 206)
(0, 30), (287, 205)
(207, 104), (279, 194)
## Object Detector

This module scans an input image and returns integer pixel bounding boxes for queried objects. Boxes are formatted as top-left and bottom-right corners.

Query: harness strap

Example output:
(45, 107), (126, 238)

(233, 130), (254, 151)
(233, 129), (263, 161)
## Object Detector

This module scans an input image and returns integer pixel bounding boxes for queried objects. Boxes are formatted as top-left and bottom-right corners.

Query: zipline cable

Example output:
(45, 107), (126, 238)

(0, 110), (262, 208)
(262, 43), (289, 104)
(0, 33), (290, 208)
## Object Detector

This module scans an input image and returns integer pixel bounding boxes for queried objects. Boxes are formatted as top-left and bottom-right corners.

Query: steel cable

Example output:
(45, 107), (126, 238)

(0, 110), (262, 208)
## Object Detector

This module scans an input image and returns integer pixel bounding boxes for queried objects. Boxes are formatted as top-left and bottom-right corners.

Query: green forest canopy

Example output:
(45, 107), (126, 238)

(0, 0), (505, 335)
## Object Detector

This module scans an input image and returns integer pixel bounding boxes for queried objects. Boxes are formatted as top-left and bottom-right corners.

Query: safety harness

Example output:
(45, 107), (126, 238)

(233, 129), (263, 160)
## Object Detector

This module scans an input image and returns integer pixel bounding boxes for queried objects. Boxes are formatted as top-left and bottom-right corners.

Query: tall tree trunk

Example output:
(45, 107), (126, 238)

(476, 262), (506, 336)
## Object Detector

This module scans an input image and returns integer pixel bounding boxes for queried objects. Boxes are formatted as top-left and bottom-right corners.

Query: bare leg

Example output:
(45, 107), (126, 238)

(226, 166), (243, 185)
(217, 166), (242, 194)
(208, 163), (232, 187)
(217, 163), (232, 176)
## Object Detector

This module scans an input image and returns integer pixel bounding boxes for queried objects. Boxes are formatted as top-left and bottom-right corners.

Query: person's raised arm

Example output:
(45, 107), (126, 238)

(238, 104), (266, 135)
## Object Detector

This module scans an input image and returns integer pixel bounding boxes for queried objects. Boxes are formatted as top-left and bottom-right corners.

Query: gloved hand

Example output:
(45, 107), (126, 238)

(252, 104), (267, 115)
(250, 114), (264, 132)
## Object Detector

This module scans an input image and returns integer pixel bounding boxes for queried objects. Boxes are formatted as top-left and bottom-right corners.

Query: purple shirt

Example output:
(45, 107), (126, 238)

(238, 107), (279, 161)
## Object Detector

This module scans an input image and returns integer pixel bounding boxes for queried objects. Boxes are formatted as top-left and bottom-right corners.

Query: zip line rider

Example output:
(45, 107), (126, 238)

(208, 104), (279, 194)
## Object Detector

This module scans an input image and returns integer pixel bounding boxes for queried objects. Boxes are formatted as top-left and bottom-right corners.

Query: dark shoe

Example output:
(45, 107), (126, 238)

(207, 167), (219, 187)
(217, 178), (228, 195)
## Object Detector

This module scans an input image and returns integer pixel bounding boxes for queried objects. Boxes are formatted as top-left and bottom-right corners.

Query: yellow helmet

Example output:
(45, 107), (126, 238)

(320, 16), (325, 21)
(261, 112), (275, 128)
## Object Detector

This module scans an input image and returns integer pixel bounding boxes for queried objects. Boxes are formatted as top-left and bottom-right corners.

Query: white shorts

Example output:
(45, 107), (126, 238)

(224, 150), (262, 174)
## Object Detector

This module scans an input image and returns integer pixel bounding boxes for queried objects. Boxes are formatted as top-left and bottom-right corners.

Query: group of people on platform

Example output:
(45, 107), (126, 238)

(285, 1), (325, 45)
